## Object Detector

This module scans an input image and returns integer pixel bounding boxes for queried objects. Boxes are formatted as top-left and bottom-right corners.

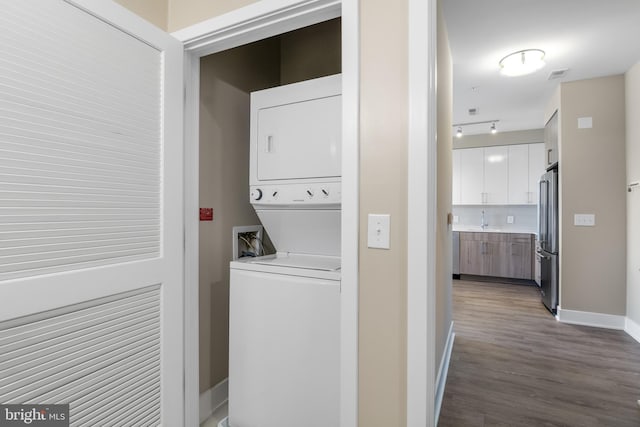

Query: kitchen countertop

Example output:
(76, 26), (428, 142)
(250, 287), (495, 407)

(453, 226), (537, 235)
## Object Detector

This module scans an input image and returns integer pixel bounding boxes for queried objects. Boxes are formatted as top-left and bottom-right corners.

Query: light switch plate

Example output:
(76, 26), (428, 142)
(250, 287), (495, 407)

(506, 215), (514, 224)
(453, 215), (459, 224)
(368, 214), (390, 249)
(578, 117), (593, 129)
(574, 213), (595, 226)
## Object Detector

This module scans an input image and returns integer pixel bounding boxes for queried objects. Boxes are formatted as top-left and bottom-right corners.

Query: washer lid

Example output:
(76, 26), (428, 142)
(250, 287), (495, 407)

(255, 209), (340, 257)
(252, 253), (340, 271)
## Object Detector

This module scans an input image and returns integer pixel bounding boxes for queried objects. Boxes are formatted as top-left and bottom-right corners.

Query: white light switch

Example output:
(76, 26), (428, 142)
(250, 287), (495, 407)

(453, 215), (459, 224)
(506, 215), (514, 224)
(574, 213), (595, 226)
(368, 214), (390, 249)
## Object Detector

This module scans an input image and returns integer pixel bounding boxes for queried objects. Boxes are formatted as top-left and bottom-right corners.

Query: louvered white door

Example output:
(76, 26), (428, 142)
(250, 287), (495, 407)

(0, 1), (184, 426)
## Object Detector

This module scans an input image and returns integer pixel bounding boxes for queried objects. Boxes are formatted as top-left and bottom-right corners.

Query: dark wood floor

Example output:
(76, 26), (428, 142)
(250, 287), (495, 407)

(438, 279), (640, 427)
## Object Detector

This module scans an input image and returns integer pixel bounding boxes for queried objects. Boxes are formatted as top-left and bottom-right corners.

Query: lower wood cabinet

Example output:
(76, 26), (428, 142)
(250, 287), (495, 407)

(459, 232), (534, 280)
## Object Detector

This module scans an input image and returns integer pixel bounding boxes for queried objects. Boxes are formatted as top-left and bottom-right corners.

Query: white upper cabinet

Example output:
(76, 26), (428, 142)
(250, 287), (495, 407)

(452, 149), (462, 205)
(508, 145), (530, 204)
(507, 143), (544, 204)
(483, 146), (509, 204)
(454, 143), (545, 205)
(459, 147), (484, 204)
(528, 143), (545, 203)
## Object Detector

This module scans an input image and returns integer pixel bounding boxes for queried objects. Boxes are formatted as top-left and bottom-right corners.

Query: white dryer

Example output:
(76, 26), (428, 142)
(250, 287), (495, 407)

(228, 74), (342, 427)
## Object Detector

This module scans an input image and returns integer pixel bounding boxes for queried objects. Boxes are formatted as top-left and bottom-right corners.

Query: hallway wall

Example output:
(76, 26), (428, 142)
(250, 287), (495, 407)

(558, 76), (627, 316)
(625, 62), (640, 329)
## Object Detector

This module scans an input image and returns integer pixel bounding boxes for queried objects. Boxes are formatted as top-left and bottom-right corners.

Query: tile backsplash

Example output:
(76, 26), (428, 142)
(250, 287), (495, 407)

(453, 205), (538, 233)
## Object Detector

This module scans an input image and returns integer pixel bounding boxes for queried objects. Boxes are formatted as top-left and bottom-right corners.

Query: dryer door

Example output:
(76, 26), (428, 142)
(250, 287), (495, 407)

(257, 94), (341, 181)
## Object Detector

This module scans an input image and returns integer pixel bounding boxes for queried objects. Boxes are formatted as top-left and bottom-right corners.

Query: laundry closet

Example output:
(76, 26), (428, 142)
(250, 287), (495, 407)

(197, 18), (341, 424)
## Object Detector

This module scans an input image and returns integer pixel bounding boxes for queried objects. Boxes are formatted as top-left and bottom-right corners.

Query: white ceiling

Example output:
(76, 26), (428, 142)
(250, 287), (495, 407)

(442, 0), (640, 135)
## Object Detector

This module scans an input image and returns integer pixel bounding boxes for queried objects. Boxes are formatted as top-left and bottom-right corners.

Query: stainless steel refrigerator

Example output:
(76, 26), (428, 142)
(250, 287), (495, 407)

(538, 168), (559, 313)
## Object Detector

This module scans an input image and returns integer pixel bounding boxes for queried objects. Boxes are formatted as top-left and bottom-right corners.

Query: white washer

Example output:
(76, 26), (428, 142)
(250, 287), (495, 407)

(229, 253), (340, 427)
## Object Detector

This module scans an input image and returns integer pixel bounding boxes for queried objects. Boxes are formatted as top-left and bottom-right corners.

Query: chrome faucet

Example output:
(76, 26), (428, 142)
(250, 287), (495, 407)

(480, 210), (488, 230)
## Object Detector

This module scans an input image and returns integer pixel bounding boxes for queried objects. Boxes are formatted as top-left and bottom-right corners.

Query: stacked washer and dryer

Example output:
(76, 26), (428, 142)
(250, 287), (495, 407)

(226, 74), (341, 427)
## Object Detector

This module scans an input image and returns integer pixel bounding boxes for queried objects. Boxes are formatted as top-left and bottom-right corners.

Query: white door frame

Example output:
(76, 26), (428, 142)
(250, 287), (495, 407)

(407, 0), (438, 425)
(171, 1), (360, 426)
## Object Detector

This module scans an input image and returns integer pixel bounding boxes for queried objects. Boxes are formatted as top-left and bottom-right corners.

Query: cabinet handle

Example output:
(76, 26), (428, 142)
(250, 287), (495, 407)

(547, 148), (552, 165)
(266, 135), (274, 153)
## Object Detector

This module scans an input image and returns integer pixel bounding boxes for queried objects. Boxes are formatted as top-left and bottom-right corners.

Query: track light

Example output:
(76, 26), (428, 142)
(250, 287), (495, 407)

(452, 119), (500, 137)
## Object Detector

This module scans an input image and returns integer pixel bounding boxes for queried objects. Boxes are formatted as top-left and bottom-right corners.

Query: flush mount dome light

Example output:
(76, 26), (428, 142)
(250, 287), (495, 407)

(499, 49), (545, 77)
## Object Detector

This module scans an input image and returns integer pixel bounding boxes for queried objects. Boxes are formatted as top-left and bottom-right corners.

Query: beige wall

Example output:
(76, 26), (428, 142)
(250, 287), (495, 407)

(116, 0), (262, 32)
(114, 0), (168, 29)
(358, 0), (408, 425)
(626, 63), (640, 325)
(198, 40), (281, 392)
(435, 0), (453, 374)
(559, 76), (627, 315)
(453, 128), (544, 149)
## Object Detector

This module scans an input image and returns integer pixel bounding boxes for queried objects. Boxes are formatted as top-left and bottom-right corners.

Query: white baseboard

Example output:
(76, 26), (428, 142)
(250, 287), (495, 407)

(625, 316), (640, 344)
(199, 378), (228, 424)
(556, 307), (625, 330)
(435, 321), (455, 425)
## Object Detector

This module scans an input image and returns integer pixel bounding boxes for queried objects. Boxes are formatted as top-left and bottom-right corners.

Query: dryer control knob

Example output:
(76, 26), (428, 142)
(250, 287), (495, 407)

(306, 189), (314, 198)
(321, 188), (329, 197)
(251, 189), (263, 201)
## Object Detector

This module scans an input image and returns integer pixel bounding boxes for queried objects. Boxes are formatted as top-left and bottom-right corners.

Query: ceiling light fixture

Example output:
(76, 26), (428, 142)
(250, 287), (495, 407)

(453, 119), (500, 138)
(499, 49), (545, 77)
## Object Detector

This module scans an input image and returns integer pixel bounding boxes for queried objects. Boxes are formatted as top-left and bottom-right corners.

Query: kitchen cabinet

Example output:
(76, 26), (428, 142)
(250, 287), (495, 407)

(457, 146), (508, 205)
(459, 147), (484, 204)
(454, 143), (544, 205)
(483, 146), (509, 204)
(544, 110), (559, 168)
(507, 143), (545, 204)
(507, 145), (529, 204)
(507, 234), (533, 279)
(459, 232), (534, 280)
(528, 143), (545, 203)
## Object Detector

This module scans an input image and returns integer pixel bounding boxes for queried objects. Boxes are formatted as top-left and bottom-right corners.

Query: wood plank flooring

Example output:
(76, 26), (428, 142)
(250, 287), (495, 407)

(438, 279), (640, 427)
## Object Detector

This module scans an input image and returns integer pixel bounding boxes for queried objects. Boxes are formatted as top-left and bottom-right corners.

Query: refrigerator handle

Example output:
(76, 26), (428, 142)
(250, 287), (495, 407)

(539, 179), (549, 246)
